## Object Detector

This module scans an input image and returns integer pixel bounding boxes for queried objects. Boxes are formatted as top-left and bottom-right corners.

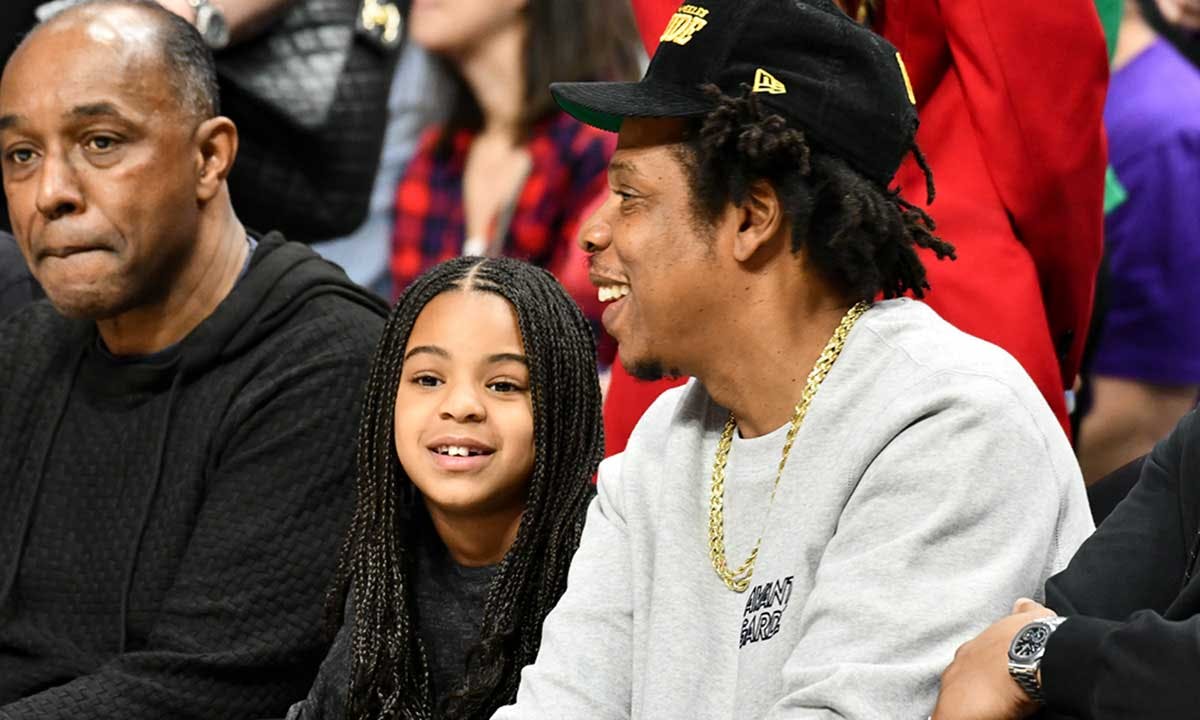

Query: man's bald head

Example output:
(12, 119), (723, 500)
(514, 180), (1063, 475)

(22, 0), (220, 121)
(0, 0), (240, 322)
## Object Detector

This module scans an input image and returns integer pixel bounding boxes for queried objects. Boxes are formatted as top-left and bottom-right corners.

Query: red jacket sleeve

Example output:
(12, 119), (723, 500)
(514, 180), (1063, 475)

(936, 0), (1108, 384)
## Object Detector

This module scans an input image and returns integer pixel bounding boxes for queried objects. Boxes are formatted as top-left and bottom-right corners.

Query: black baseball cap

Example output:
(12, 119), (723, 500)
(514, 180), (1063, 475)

(550, 0), (919, 186)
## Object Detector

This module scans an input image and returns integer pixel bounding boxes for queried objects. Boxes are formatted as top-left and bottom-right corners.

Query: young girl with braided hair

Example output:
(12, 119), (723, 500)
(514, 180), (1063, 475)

(286, 256), (604, 720)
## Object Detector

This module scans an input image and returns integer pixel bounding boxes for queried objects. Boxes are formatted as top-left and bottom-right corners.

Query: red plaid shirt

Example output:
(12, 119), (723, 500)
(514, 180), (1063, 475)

(391, 113), (614, 321)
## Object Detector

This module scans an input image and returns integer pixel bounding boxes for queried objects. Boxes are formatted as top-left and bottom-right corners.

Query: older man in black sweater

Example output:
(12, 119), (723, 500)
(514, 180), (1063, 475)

(0, 2), (385, 718)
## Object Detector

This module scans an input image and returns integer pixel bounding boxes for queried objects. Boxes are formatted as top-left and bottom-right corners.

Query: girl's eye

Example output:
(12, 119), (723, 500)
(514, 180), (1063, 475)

(488, 380), (524, 394)
(413, 375), (442, 388)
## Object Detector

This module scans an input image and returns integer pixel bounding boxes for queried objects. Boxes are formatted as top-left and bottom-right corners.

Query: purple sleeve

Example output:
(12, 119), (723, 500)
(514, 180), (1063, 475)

(1092, 132), (1200, 385)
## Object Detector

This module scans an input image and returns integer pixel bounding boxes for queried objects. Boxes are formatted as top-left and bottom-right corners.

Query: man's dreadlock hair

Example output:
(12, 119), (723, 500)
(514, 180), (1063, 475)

(678, 86), (955, 302)
(326, 256), (604, 719)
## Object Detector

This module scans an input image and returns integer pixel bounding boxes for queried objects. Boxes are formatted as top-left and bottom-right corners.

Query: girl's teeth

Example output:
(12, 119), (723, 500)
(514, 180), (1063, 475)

(437, 445), (479, 457)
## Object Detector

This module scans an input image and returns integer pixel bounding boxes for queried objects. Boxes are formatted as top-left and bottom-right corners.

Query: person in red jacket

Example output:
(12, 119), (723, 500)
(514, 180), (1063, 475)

(603, 0), (1109, 456)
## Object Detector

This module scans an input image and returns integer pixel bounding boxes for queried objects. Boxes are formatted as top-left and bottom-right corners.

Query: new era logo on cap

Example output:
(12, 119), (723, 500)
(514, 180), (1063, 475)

(752, 68), (786, 95)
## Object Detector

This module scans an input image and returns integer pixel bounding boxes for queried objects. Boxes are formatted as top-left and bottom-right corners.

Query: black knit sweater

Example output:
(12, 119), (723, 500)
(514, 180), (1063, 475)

(0, 233), (386, 719)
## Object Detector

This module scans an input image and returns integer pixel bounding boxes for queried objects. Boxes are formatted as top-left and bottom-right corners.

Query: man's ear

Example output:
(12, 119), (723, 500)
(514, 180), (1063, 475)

(732, 179), (785, 263)
(193, 116), (238, 203)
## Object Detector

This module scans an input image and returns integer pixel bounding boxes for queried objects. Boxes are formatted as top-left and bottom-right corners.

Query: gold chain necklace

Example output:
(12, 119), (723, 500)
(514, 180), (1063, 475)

(707, 301), (870, 592)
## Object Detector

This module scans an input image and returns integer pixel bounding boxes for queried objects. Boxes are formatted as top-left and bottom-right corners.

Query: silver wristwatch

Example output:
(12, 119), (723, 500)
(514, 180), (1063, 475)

(1007, 616), (1068, 704)
(189, 0), (230, 50)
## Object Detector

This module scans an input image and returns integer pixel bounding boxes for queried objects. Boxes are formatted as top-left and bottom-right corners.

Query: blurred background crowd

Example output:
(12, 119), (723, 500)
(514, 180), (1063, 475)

(1, 0), (1198, 493)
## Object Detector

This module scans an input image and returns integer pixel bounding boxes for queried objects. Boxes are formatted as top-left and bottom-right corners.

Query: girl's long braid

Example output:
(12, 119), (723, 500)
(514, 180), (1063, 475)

(326, 256), (604, 719)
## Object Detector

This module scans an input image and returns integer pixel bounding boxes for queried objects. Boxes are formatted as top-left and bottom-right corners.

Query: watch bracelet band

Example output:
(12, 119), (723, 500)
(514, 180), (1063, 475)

(1009, 616), (1068, 705)
(1010, 663), (1045, 704)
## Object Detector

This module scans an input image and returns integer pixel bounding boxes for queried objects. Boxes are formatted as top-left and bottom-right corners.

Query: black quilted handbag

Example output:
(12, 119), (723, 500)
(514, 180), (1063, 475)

(218, 0), (406, 243)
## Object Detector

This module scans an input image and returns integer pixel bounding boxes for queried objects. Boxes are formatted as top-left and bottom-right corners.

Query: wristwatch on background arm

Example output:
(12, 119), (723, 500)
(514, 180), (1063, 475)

(188, 0), (230, 50)
(1007, 616), (1068, 704)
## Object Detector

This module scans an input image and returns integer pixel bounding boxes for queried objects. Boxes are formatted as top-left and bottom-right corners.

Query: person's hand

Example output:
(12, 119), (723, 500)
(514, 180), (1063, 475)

(1159, 0), (1200, 31)
(930, 599), (1055, 720)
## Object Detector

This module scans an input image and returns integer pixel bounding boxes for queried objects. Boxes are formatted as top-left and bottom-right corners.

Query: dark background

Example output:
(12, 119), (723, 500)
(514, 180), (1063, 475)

(0, 1), (42, 234)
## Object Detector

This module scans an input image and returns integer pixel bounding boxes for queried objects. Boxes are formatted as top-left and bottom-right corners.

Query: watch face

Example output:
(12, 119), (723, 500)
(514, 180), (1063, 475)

(1010, 624), (1050, 662)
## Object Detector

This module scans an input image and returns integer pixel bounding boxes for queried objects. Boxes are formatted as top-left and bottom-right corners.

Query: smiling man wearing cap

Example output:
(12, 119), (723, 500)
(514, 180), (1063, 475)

(489, 1), (1093, 718)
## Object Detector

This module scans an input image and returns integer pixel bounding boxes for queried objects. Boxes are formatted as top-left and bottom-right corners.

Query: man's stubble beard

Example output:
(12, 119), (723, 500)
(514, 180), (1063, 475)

(625, 358), (684, 382)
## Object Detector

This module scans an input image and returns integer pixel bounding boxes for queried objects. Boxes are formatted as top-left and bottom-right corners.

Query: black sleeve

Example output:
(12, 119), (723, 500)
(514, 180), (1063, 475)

(0, 336), (375, 720)
(1040, 410), (1200, 719)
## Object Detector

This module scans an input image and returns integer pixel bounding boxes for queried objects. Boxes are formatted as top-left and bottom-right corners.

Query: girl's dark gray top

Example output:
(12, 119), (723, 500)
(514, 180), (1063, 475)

(286, 521), (498, 719)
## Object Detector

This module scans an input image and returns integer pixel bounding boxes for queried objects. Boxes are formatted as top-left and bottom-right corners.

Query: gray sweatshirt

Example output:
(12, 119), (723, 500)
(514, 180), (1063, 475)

(492, 298), (1093, 720)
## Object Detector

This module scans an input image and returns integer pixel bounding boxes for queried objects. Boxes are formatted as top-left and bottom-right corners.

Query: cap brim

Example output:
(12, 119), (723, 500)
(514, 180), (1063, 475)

(550, 81), (715, 132)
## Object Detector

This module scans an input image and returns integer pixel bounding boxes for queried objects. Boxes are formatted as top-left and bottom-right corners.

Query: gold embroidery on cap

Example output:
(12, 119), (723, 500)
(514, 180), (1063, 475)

(896, 52), (916, 105)
(660, 4), (710, 46)
(751, 68), (787, 95)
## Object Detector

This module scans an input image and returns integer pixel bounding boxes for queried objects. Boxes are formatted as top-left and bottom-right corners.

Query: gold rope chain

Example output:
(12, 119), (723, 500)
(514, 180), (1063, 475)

(707, 301), (871, 592)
